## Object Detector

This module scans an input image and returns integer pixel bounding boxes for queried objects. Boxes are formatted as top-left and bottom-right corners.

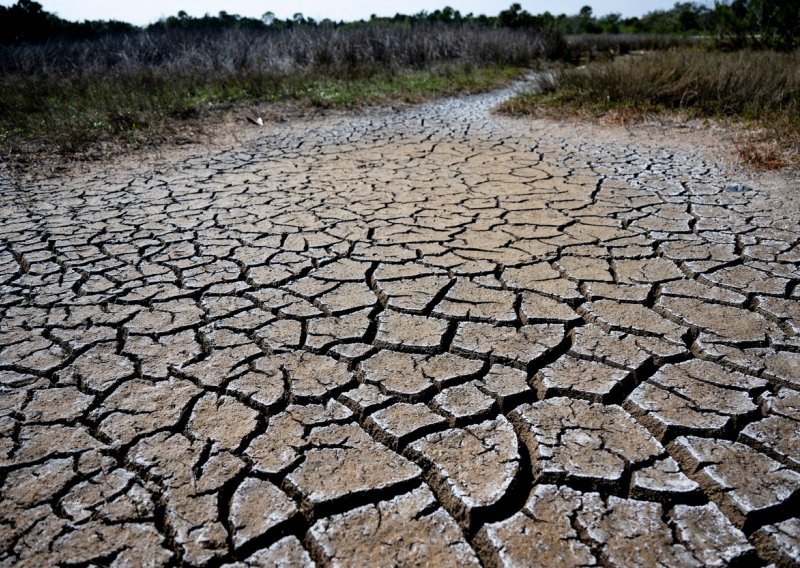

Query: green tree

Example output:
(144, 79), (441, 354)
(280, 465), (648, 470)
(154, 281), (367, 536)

(753, 0), (800, 49)
(715, 0), (799, 50)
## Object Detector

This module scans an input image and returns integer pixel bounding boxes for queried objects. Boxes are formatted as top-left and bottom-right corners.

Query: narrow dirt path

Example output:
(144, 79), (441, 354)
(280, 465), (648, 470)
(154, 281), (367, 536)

(1, 87), (799, 567)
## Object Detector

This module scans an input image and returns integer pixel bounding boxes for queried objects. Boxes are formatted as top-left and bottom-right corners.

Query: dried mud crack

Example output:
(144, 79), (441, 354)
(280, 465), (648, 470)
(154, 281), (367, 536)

(1, 87), (799, 567)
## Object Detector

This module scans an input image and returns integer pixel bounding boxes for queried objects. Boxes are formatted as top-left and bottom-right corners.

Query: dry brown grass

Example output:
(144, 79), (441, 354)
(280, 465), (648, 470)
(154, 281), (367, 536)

(500, 49), (800, 169)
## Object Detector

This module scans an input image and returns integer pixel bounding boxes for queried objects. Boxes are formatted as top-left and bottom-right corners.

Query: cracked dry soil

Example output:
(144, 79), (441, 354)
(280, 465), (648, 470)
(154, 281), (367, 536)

(1, 87), (799, 568)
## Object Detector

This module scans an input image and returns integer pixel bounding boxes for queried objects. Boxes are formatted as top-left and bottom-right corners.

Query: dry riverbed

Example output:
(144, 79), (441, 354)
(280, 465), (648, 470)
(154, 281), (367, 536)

(1, 86), (798, 566)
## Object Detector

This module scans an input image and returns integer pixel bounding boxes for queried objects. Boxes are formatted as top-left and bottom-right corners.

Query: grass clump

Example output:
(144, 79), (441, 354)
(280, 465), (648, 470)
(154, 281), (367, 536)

(500, 49), (800, 168)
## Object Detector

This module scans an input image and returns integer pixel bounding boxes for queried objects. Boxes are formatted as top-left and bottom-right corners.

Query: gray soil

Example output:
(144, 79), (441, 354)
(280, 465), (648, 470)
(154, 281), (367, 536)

(1, 86), (798, 567)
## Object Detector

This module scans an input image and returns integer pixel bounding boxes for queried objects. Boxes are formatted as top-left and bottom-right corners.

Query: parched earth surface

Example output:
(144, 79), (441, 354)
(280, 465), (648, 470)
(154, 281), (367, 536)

(1, 87), (799, 567)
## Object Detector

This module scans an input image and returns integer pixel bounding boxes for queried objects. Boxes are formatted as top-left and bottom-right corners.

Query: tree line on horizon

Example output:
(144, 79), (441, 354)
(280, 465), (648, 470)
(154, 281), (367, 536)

(0, 0), (797, 49)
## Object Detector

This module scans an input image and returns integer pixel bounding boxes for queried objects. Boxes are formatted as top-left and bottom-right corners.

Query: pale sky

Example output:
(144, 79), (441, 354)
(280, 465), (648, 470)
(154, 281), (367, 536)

(4, 1), (711, 26)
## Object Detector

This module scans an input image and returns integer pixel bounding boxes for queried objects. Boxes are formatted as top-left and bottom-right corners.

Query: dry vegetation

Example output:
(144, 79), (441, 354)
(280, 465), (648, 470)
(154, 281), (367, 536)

(500, 49), (800, 169)
(563, 33), (694, 60)
(0, 26), (562, 165)
(0, 23), (704, 169)
(1, 18), (793, 171)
